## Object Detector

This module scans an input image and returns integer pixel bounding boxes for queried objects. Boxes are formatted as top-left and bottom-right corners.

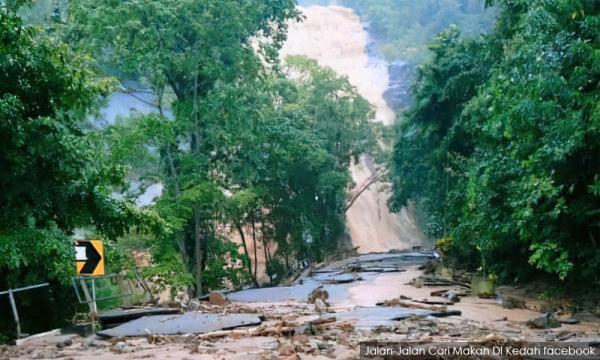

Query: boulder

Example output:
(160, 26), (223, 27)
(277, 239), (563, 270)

(208, 291), (228, 306)
(502, 296), (526, 309)
(527, 313), (561, 329)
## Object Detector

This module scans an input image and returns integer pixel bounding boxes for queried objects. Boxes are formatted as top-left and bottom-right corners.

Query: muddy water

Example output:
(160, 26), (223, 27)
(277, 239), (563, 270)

(281, 6), (427, 253)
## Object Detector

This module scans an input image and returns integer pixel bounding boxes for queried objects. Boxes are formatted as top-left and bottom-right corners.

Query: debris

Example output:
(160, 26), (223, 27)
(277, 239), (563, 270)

(527, 313), (562, 329)
(480, 333), (507, 343)
(186, 299), (201, 310)
(573, 311), (600, 323)
(417, 276), (471, 289)
(55, 337), (73, 349)
(278, 341), (296, 356)
(314, 298), (328, 313)
(309, 317), (337, 326)
(429, 310), (462, 318)
(416, 299), (454, 306)
(98, 312), (263, 337)
(561, 317), (580, 325)
(334, 307), (432, 328)
(31, 349), (58, 359)
(99, 307), (181, 326)
(501, 296), (526, 309)
(158, 301), (182, 308)
(556, 330), (576, 341)
(322, 274), (360, 284)
(377, 298), (447, 312)
(208, 291), (228, 306)
(112, 341), (133, 354)
(449, 329), (462, 337)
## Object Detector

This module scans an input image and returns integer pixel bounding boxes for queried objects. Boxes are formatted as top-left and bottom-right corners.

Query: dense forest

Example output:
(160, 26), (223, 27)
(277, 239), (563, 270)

(342, 0), (497, 62)
(1, 0), (377, 338)
(390, 0), (600, 285)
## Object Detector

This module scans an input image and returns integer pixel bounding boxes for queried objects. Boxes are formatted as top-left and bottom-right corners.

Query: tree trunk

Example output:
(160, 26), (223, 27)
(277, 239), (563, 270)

(194, 208), (202, 297)
(251, 212), (258, 282)
(236, 223), (255, 281)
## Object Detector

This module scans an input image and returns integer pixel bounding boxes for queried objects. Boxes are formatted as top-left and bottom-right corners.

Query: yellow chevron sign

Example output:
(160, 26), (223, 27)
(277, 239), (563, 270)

(75, 240), (105, 276)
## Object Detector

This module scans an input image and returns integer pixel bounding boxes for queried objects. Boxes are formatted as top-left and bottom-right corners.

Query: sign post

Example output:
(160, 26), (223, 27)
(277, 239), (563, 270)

(74, 240), (104, 330)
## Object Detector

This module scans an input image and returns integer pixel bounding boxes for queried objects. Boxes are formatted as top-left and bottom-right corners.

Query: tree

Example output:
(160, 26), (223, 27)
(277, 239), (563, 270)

(68, 0), (300, 296)
(0, 2), (157, 338)
(391, 0), (600, 284)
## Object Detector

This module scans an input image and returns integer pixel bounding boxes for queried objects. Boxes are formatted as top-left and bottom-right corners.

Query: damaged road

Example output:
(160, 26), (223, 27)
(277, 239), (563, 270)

(97, 312), (263, 338)
(3, 250), (600, 360)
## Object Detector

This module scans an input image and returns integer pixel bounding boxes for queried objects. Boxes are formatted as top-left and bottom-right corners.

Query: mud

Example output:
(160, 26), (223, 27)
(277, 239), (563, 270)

(6, 249), (600, 359)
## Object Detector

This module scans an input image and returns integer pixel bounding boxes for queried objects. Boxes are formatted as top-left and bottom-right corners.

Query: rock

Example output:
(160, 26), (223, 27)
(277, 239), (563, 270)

(556, 330), (576, 341)
(307, 288), (329, 304)
(445, 290), (460, 303)
(187, 299), (201, 310)
(293, 324), (311, 336)
(280, 356), (299, 360)
(31, 349), (58, 359)
(292, 334), (309, 344)
(561, 317), (580, 325)
(483, 333), (507, 343)
(314, 298), (328, 313)
(112, 341), (133, 354)
(158, 301), (181, 308)
(573, 311), (600, 323)
(55, 338), (73, 349)
(208, 291), (228, 306)
(279, 341), (296, 356)
(502, 296), (526, 309)
(449, 330), (462, 337)
(527, 313), (562, 329)
(394, 326), (410, 334)
(83, 336), (106, 349)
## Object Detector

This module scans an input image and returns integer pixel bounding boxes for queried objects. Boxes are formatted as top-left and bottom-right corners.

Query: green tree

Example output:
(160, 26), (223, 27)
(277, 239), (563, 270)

(0, 2), (157, 339)
(68, 0), (300, 296)
(391, 0), (600, 284)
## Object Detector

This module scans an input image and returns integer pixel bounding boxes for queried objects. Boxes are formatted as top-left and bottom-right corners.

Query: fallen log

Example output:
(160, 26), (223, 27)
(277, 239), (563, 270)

(415, 299), (455, 306)
(377, 299), (447, 312)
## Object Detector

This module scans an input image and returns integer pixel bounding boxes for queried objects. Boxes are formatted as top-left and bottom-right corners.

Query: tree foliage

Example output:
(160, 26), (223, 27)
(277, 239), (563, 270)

(69, 0), (377, 294)
(0, 2), (158, 339)
(391, 0), (600, 284)
(342, 0), (497, 62)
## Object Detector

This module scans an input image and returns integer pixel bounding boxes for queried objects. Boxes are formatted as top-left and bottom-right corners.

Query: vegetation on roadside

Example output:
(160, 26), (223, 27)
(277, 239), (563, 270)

(0, 0), (160, 340)
(390, 0), (600, 285)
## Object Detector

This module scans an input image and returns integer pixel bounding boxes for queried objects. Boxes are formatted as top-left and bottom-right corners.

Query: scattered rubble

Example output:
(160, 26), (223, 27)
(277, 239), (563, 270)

(4, 250), (600, 359)
(527, 312), (562, 329)
(501, 296), (527, 309)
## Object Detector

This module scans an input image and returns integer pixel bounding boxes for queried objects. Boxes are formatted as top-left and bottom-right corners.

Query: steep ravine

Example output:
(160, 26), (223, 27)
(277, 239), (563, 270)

(281, 5), (427, 253)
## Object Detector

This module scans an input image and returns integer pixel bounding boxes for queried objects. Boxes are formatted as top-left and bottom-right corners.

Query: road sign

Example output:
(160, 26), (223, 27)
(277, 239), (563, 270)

(75, 240), (104, 276)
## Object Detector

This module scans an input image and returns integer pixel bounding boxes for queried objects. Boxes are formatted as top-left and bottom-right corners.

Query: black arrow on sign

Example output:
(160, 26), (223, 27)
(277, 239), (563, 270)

(77, 241), (101, 275)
